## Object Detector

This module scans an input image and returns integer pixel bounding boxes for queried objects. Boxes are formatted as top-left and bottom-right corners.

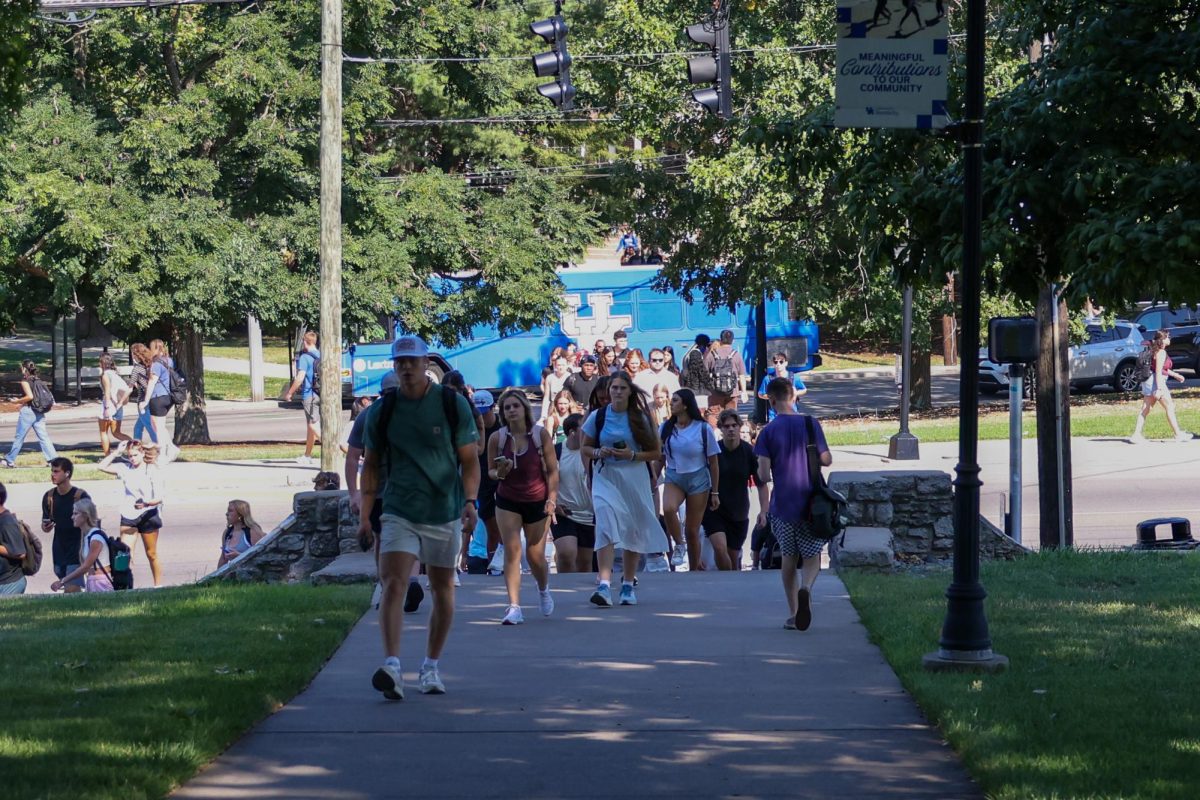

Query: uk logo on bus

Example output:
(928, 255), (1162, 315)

(559, 292), (633, 341)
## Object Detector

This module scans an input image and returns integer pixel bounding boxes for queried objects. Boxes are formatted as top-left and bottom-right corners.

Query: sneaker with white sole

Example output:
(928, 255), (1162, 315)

(1176, 432), (1193, 442)
(539, 589), (555, 616)
(371, 663), (404, 700)
(454, 571), (462, 587)
(590, 585), (613, 607)
(418, 666), (446, 695)
(501, 605), (525, 625)
(645, 553), (670, 573)
(371, 582), (383, 610)
(670, 543), (686, 568)
(619, 583), (637, 605)
(296, 455), (314, 466)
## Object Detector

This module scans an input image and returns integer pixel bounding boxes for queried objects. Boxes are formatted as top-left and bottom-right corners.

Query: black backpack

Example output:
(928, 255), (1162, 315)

(88, 530), (133, 590)
(1134, 347), (1153, 383)
(803, 416), (848, 542)
(710, 348), (740, 394)
(306, 352), (322, 397)
(30, 378), (55, 414)
(166, 363), (188, 406)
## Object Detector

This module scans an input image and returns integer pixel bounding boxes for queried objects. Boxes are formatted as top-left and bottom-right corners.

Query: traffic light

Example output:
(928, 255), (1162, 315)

(530, 15), (575, 110)
(684, 11), (731, 119)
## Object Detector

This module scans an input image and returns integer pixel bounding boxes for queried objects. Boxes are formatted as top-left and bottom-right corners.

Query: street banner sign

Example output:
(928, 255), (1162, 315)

(834, 0), (949, 130)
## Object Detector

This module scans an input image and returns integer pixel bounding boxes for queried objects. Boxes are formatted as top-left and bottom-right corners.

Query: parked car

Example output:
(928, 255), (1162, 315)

(1133, 304), (1200, 375)
(979, 321), (1146, 397)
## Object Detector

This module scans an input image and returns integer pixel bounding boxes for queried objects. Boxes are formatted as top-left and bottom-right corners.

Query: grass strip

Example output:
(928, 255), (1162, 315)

(205, 338), (292, 366)
(843, 550), (1200, 800)
(0, 583), (369, 800)
(203, 371), (289, 401)
(0, 443), (321, 483)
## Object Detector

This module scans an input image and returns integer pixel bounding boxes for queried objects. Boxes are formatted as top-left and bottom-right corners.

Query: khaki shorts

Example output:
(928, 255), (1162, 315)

(380, 513), (462, 569)
(302, 395), (319, 424)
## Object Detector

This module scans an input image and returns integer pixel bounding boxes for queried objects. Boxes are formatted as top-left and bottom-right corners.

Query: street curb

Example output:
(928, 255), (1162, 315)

(0, 398), (288, 424)
(809, 365), (962, 380)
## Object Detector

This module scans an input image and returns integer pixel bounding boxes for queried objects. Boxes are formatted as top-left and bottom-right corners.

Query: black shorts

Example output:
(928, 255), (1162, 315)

(495, 494), (548, 525)
(369, 497), (383, 535)
(479, 490), (498, 522)
(466, 555), (491, 575)
(551, 513), (596, 550)
(148, 395), (173, 418)
(702, 510), (750, 551)
(121, 509), (163, 533)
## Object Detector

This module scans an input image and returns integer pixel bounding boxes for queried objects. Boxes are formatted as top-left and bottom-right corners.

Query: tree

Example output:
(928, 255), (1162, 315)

(0, 0), (36, 114)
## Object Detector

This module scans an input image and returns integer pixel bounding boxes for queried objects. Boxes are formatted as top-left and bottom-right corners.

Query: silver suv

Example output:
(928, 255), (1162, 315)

(979, 321), (1146, 396)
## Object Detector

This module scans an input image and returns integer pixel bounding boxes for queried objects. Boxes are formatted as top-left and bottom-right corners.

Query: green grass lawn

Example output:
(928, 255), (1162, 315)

(820, 393), (1200, 446)
(0, 443), (323, 483)
(0, 583), (369, 800)
(0, 347), (51, 374)
(844, 550), (1200, 800)
(203, 370), (289, 401)
(813, 351), (948, 372)
(205, 337), (292, 365)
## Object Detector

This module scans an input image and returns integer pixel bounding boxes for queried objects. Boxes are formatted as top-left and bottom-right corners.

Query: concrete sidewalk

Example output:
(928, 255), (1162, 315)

(175, 571), (978, 799)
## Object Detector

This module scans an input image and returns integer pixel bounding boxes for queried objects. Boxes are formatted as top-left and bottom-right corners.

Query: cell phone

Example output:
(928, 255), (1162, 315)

(613, 440), (628, 450)
(493, 456), (508, 465)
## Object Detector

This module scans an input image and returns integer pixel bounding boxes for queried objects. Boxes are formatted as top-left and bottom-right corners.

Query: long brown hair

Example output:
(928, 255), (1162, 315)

(1151, 329), (1170, 354)
(609, 371), (658, 452)
(131, 343), (152, 367)
(497, 388), (535, 432)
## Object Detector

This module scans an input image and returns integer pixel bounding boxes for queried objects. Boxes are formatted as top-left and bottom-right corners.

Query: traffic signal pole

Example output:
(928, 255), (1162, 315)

(318, 0), (343, 473)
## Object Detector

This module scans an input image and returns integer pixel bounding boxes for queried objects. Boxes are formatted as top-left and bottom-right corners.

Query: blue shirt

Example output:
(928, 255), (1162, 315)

(758, 370), (807, 421)
(150, 360), (172, 399)
(297, 348), (321, 400)
(582, 406), (650, 452)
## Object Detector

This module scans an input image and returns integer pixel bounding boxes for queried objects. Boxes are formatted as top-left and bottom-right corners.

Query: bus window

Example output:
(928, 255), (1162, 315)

(765, 299), (783, 326)
(637, 289), (684, 331)
(688, 304), (732, 330)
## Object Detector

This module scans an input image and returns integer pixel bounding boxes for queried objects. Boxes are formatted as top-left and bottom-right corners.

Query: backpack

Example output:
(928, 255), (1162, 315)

(30, 378), (55, 414)
(681, 347), (713, 393)
(803, 416), (849, 542)
(756, 521), (782, 570)
(165, 362), (188, 406)
(1134, 347), (1153, 383)
(710, 347), (740, 394)
(372, 384), (462, 473)
(305, 352), (322, 397)
(87, 529), (133, 591)
(17, 518), (43, 576)
(588, 405), (656, 482)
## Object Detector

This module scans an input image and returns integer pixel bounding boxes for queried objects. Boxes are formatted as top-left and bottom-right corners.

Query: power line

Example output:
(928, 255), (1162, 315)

(38, 0), (252, 10)
(344, 44), (842, 66)
(376, 153), (687, 182)
(373, 114), (618, 127)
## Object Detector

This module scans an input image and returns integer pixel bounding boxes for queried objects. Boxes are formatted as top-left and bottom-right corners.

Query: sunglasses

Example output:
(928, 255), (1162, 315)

(650, 358), (664, 363)
(773, 360), (787, 364)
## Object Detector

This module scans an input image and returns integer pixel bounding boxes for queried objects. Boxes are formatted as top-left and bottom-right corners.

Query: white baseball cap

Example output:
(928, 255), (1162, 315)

(391, 335), (429, 359)
(472, 389), (495, 411)
(380, 371), (401, 391)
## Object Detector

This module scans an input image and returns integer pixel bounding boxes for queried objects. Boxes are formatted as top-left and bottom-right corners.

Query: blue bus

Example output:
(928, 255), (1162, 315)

(344, 264), (820, 395)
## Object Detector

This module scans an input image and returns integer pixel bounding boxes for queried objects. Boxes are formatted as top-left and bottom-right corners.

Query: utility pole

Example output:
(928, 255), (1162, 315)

(318, 0), (343, 472)
(889, 285), (919, 460)
(247, 313), (265, 403)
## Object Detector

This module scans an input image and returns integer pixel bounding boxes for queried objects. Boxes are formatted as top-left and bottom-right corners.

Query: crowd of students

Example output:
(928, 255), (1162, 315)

(347, 334), (832, 700)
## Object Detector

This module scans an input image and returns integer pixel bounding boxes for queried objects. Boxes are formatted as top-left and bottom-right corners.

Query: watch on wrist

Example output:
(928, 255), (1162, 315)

(464, 498), (478, 509)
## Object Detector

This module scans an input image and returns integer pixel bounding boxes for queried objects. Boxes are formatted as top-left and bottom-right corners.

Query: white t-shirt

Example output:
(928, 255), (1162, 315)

(555, 446), (594, 525)
(661, 419), (720, 474)
(113, 462), (166, 520)
(633, 368), (680, 398)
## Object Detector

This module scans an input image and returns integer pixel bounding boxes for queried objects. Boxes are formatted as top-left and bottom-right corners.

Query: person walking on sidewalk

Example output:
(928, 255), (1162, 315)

(551, 413), (595, 573)
(128, 343), (156, 443)
(358, 336), (479, 700)
(754, 377), (832, 631)
(703, 410), (768, 570)
(41, 457), (91, 593)
(98, 352), (132, 455)
(756, 351), (808, 422)
(3, 360), (59, 468)
(580, 371), (664, 607)
(0, 482), (27, 596)
(1131, 329), (1192, 442)
(283, 331), (321, 466)
(704, 330), (748, 412)
(488, 389), (559, 625)
(98, 441), (167, 588)
(50, 499), (114, 593)
(142, 339), (181, 461)
(659, 389), (720, 573)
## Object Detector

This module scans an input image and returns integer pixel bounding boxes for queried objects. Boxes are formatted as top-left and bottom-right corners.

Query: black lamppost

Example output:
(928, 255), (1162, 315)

(923, 0), (1008, 673)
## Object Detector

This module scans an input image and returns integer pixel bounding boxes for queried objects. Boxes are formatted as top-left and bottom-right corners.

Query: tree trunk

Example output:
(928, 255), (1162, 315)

(1035, 285), (1073, 549)
(171, 326), (212, 445)
(909, 346), (932, 411)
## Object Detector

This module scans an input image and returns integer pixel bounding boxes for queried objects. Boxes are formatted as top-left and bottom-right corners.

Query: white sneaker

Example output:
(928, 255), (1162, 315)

(371, 582), (383, 610)
(539, 589), (555, 617)
(371, 663), (404, 700)
(454, 571), (462, 587)
(670, 543), (686, 568)
(296, 455), (313, 466)
(418, 666), (446, 695)
(501, 605), (525, 625)
(646, 554), (670, 573)
(1130, 432), (1145, 443)
(1176, 432), (1193, 442)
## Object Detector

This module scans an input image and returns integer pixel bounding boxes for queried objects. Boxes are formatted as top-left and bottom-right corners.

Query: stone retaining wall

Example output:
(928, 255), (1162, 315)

(829, 470), (1028, 562)
(202, 490), (358, 584)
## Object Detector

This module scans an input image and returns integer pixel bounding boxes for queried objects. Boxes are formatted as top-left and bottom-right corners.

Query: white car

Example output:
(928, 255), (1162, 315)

(979, 321), (1146, 396)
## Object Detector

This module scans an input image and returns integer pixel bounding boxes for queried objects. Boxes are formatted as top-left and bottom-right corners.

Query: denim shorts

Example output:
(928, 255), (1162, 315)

(663, 467), (712, 496)
(54, 561), (85, 589)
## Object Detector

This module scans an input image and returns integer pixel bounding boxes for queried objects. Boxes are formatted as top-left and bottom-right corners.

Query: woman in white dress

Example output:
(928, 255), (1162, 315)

(580, 371), (664, 607)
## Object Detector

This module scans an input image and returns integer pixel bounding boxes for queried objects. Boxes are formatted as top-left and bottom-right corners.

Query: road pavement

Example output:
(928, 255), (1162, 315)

(173, 570), (980, 800)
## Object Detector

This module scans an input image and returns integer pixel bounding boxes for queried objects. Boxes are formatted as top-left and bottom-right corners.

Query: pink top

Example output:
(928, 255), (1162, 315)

(497, 428), (548, 503)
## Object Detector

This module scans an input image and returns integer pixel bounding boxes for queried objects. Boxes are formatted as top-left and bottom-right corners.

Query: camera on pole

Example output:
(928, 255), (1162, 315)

(530, 11), (575, 110)
(684, 2), (731, 119)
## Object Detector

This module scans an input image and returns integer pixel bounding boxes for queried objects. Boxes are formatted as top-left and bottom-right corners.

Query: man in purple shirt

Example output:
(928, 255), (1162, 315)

(754, 377), (831, 632)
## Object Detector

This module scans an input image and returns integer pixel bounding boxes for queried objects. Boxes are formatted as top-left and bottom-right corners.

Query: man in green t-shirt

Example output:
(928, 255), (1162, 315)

(358, 336), (479, 701)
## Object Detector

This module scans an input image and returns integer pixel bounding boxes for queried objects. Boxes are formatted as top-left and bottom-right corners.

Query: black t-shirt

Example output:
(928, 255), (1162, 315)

(564, 372), (600, 408)
(477, 416), (503, 502)
(42, 486), (91, 567)
(713, 440), (758, 521)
